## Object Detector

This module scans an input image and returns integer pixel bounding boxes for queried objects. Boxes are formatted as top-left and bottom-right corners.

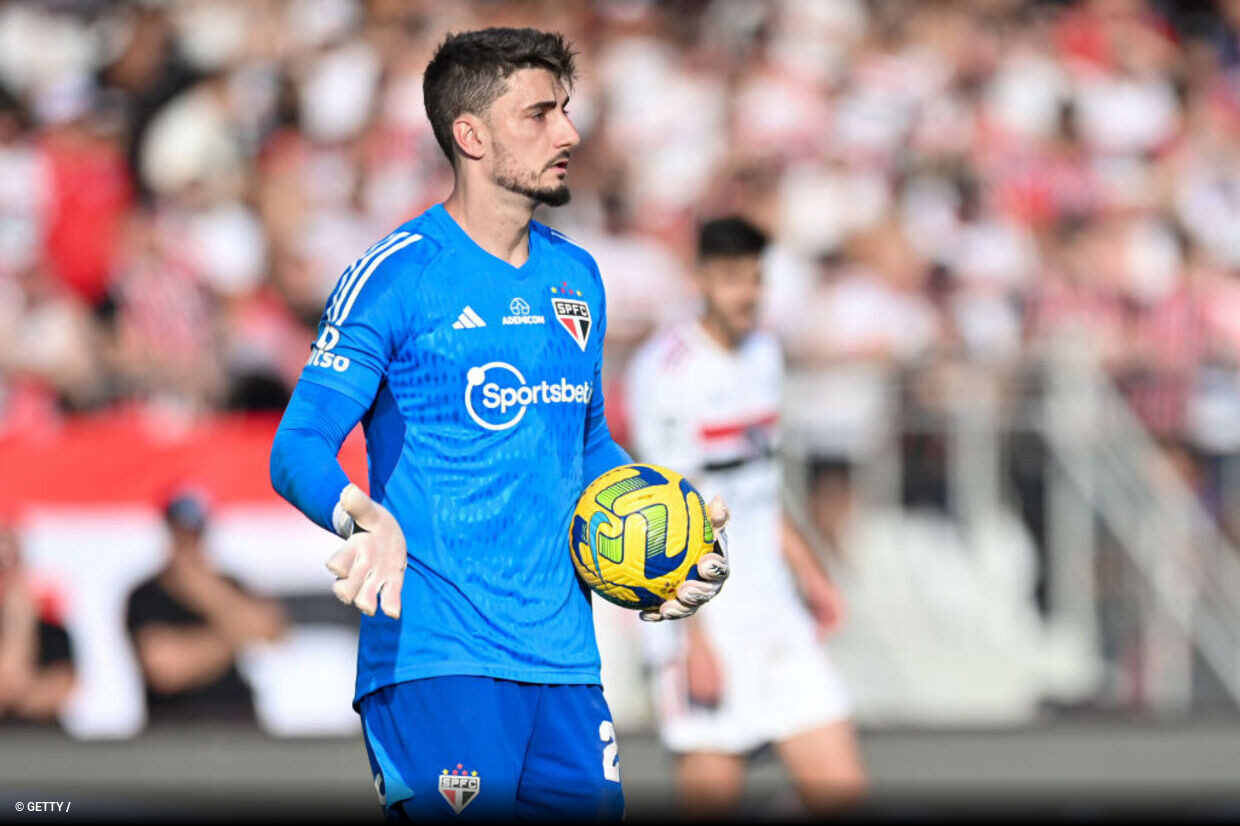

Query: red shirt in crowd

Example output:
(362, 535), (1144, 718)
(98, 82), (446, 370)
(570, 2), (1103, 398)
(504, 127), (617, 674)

(39, 128), (133, 306)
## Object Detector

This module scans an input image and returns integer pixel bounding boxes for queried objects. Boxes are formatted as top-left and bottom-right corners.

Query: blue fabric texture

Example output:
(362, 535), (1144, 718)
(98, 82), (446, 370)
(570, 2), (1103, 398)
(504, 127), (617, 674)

(361, 677), (625, 821)
(270, 204), (631, 705)
(269, 379), (366, 534)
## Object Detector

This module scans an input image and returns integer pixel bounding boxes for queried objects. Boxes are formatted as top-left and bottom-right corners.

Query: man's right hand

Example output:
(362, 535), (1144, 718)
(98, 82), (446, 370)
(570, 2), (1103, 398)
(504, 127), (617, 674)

(326, 484), (406, 619)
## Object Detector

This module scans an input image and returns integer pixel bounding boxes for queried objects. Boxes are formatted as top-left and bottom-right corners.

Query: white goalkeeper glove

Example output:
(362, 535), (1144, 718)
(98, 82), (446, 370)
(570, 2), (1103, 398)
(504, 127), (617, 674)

(326, 484), (406, 619)
(640, 496), (731, 622)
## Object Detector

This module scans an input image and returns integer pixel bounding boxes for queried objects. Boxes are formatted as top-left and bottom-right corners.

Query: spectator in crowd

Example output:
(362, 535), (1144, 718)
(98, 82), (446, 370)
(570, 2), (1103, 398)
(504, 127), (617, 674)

(0, 520), (76, 726)
(126, 488), (286, 727)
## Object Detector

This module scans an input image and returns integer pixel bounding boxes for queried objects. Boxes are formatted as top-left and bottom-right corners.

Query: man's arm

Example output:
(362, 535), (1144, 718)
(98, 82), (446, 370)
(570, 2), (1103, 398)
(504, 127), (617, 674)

(782, 512), (845, 637)
(10, 618), (76, 720)
(270, 235), (428, 618)
(270, 380), (367, 536)
(10, 663), (73, 720)
(582, 360), (632, 483)
(131, 624), (235, 695)
(270, 380), (407, 618)
(124, 583), (238, 696)
(0, 583), (37, 714)
(166, 571), (287, 647)
(125, 573), (284, 697)
(0, 584), (77, 720)
(0, 586), (78, 721)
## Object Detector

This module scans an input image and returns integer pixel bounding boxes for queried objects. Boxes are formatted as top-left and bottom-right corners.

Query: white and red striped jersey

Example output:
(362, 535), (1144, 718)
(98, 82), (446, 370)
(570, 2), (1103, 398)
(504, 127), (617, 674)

(625, 322), (816, 654)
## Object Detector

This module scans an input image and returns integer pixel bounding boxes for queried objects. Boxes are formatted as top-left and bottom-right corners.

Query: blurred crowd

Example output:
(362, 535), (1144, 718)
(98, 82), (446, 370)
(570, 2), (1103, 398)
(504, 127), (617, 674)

(4, 0), (1240, 519)
(3, 0), (1240, 729)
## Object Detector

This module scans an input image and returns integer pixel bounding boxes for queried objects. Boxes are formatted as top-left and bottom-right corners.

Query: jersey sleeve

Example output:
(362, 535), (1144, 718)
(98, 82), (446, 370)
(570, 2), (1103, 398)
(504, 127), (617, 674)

(298, 231), (428, 408)
(581, 256), (632, 483)
(270, 379), (369, 534)
(582, 358), (632, 483)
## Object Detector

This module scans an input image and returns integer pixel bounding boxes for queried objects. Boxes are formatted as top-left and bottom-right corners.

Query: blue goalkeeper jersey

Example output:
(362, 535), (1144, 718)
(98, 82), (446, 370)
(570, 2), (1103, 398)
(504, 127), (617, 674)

(297, 204), (626, 704)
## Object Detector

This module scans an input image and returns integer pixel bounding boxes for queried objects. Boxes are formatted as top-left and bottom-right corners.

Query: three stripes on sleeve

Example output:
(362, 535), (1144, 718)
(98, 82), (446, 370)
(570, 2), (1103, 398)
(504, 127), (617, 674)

(325, 231), (424, 327)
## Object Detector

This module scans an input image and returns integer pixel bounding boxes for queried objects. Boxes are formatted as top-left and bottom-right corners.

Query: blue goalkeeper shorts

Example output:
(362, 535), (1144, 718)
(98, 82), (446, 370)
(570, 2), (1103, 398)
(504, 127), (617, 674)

(359, 677), (625, 821)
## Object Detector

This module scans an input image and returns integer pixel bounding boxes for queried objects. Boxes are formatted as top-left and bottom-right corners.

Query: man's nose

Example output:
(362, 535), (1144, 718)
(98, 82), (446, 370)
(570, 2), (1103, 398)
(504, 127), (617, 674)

(557, 111), (580, 150)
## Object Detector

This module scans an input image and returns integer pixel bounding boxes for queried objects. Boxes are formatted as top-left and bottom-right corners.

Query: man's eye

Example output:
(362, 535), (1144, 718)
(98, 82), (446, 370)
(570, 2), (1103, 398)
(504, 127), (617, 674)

(533, 112), (545, 120)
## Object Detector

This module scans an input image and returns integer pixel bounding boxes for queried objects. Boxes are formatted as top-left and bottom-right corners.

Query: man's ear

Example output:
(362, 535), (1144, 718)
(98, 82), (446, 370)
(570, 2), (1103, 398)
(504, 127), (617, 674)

(452, 114), (486, 162)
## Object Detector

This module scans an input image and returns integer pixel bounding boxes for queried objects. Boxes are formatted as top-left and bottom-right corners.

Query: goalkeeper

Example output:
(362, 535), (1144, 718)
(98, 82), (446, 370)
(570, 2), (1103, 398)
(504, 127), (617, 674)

(269, 27), (728, 822)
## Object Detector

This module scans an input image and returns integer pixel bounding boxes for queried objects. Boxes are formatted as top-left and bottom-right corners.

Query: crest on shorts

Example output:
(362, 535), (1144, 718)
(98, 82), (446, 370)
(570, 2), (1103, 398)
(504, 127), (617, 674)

(550, 283), (591, 351)
(438, 763), (480, 814)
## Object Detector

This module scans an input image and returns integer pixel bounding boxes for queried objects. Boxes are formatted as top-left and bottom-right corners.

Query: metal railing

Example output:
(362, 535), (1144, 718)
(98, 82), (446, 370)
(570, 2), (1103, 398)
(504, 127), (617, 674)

(1039, 336), (1240, 712)
(783, 339), (1240, 718)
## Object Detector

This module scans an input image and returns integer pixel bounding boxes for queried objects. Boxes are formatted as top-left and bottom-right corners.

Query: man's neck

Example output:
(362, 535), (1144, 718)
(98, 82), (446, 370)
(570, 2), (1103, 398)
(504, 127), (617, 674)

(442, 180), (537, 267)
(699, 315), (742, 352)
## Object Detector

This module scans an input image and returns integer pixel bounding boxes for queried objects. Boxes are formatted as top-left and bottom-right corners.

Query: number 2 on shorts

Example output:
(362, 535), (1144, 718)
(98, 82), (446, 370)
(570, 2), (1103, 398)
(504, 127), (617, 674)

(599, 720), (621, 782)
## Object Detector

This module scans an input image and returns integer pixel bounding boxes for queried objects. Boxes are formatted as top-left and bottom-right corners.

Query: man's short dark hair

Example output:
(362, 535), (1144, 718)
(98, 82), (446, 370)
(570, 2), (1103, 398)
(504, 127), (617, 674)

(697, 216), (768, 262)
(423, 27), (577, 164)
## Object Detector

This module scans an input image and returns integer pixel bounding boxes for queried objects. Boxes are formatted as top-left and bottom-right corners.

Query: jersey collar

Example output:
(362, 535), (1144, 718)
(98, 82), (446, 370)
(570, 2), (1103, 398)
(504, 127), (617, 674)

(431, 203), (542, 277)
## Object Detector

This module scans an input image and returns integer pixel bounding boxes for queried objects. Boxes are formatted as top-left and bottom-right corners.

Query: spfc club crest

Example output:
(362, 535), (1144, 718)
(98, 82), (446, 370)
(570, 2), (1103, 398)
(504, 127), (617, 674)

(438, 764), (480, 814)
(550, 284), (591, 351)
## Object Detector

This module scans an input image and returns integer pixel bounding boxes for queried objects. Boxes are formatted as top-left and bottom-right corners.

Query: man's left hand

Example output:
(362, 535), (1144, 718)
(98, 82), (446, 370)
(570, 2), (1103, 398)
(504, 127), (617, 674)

(640, 496), (730, 622)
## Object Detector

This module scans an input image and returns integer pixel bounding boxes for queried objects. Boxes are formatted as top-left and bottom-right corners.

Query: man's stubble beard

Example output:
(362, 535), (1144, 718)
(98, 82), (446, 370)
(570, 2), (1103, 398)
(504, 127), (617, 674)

(492, 139), (571, 208)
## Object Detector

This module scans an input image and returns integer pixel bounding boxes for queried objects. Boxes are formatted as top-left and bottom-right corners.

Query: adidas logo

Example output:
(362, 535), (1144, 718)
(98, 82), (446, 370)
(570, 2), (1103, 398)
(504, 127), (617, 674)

(452, 306), (487, 329)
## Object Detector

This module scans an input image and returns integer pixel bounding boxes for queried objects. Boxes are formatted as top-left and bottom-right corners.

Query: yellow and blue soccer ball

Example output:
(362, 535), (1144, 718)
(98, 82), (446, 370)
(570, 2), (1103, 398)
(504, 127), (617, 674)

(570, 463), (715, 610)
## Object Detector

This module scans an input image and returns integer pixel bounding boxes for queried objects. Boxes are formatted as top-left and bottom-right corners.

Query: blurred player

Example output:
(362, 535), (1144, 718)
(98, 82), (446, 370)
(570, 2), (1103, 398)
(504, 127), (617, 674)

(627, 217), (867, 818)
(269, 28), (729, 821)
(0, 520), (76, 725)
(126, 488), (286, 727)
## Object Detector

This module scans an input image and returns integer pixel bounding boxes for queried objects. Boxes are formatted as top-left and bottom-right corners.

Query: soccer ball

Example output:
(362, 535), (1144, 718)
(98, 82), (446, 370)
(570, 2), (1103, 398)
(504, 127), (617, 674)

(569, 463), (715, 610)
